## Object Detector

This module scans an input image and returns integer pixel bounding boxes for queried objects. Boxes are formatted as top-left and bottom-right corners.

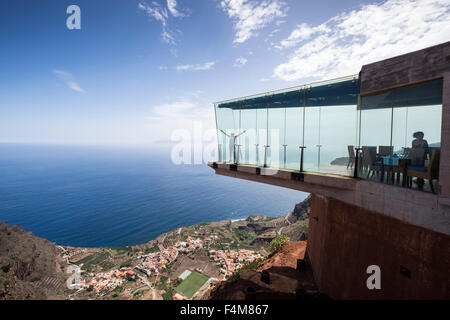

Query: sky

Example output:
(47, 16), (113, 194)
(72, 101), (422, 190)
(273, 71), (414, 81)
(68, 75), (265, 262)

(0, 0), (449, 147)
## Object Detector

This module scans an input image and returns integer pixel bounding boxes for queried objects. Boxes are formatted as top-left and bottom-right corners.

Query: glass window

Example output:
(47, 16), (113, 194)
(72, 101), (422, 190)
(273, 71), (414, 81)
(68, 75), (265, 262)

(406, 105), (442, 148)
(267, 107), (286, 168)
(320, 105), (358, 176)
(232, 109), (242, 163)
(359, 78), (443, 193)
(359, 108), (392, 149)
(256, 108), (268, 167)
(240, 109), (257, 165)
(285, 107), (304, 170)
(303, 107), (321, 172)
(215, 105), (235, 163)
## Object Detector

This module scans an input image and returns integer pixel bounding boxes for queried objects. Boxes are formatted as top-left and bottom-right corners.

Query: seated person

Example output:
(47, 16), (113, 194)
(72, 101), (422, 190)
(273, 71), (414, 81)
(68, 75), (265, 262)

(412, 131), (429, 154)
(411, 131), (429, 187)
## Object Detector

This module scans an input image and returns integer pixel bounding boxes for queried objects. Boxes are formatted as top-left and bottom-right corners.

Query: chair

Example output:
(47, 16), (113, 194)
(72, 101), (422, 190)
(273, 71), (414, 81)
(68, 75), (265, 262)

(378, 146), (393, 157)
(401, 147), (411, 159)
(407, 149), (440, 193)
(361, 146), (380, 178)
(347, 145), (356, 168)
(409, 148), (425, 166)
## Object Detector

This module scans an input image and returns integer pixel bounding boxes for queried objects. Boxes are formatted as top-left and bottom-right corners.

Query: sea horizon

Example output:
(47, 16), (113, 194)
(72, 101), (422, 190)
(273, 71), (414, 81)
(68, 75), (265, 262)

(0, 143), (307, 248)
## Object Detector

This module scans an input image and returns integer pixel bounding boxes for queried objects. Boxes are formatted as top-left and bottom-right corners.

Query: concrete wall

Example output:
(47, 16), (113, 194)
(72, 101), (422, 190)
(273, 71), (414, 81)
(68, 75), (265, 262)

(307, 194), (450, 299)
(210, 163), (450, 236)
(439, 72), (450, 200)
(360, 41), (450, 95)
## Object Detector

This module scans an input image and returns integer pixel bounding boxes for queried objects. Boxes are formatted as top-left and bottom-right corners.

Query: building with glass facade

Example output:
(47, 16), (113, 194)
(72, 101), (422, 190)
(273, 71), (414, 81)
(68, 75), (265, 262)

(209, 41), (450, 299)
(215, 68), (443, 193)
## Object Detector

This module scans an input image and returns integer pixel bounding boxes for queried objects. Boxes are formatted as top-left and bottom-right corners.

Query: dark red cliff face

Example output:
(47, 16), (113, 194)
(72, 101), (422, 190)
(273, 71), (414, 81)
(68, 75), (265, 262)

(211, 194), (450, 300)
(209, 242), (327, 300)
(308, 194), (450, 300)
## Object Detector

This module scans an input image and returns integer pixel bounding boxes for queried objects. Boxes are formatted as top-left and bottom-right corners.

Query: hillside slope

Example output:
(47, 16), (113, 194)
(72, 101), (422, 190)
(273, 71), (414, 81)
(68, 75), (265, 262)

(208, 241), (328, 300)
(0, 223), (66, 299)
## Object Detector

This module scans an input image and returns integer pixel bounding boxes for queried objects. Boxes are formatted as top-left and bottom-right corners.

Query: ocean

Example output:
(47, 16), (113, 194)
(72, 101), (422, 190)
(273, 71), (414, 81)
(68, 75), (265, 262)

(0, 143), (307, 247)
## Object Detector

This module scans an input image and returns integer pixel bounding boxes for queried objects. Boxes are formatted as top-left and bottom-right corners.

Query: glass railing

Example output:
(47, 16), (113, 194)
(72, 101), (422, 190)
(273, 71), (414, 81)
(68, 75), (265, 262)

(214, 76), (443, 193)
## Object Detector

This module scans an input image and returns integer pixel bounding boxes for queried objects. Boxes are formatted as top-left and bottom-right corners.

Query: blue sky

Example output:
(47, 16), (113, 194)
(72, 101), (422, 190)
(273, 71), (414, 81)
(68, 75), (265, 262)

(0, 0), (449, 146)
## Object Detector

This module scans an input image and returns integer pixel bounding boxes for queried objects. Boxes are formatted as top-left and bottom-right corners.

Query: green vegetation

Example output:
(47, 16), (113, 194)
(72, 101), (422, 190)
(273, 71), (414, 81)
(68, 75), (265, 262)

(175, 270), (208, 299)
(240, 258), (264, 272)
(119, 259), (133, 268)
(144, 244), (159, 254)
(108, 246), (132, 254)
(299, 224), (308, 239)
(269, 234), (290, 253)
(228, 226), (258, 250)
(232, 227), (257, 243)
(156, 276), (168, 290)
(198, 222), (211, 226)
(229, 257), (265, 283)
(155, 276), (175, 300)
(162, 287), (175, 300)
(113, 285), (124, 293)
(133, 289), (148, 299)
(78, 251), (112, 272)
(99, 261), (115, 271)
(248, 216), (276, 222)
(165, 261), (174, 272)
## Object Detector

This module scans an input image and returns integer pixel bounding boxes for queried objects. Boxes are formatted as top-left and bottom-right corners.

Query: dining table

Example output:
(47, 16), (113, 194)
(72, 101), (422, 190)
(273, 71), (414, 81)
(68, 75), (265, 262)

(379, 156), (412, 187)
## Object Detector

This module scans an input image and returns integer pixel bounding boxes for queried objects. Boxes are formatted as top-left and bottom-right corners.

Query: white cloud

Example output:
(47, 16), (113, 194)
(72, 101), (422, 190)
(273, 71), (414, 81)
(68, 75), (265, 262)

(273, 0), (450, 82)
(149, 100), (214, 122)
(149, 101), (197, 120)
(53, 70), (86, 93)
(220, 0), (286, 44)
(190, 90), (204, 98)
(138, 2), (168, 26)
(146, 99), (217, 154)
(167, 0), (184, 17)
(176, 61), (216, 71)
(148, 100), (215, 136)
(234, 57), (248, 67)
(161, 29), (176, 45)
(279, 23), (329, 48)
(138, 1), (187, 45)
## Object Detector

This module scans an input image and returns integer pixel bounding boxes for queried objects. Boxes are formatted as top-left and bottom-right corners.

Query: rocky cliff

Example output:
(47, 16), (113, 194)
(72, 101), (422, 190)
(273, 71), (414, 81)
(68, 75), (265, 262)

(208, 241), (328, 300)
(0, 223), (66, 299)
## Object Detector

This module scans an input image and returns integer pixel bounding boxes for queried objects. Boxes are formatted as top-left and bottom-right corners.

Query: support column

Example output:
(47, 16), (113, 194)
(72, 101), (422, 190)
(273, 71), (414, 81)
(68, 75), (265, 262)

(439, 72), (450, 201)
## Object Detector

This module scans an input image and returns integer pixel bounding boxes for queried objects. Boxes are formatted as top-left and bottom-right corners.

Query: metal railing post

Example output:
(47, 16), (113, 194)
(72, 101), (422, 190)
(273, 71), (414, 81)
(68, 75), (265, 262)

(218, 144), (222, 162)
(354, 147), (362, 179)
(317, 144), (322, 170)
(299, 146), (306, 172)
(264, 145), (270, 168)
(283, 144), (287, 168)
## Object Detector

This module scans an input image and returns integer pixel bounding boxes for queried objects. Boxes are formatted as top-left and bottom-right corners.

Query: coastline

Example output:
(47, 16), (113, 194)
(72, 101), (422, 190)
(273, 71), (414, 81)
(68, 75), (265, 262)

(45, 214), (288, 249)
(0, 197), (310, 300)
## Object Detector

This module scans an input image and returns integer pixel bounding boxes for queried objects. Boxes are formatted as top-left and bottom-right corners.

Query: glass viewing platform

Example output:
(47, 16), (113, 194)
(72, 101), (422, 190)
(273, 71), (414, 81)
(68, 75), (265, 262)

(214, 75), (443, 194)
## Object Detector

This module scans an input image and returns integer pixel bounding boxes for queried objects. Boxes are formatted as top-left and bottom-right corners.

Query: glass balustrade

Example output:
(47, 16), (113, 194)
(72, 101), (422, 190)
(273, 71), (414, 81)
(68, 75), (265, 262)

(285, 106), (304, 170)
(214, 76), (443, 193)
